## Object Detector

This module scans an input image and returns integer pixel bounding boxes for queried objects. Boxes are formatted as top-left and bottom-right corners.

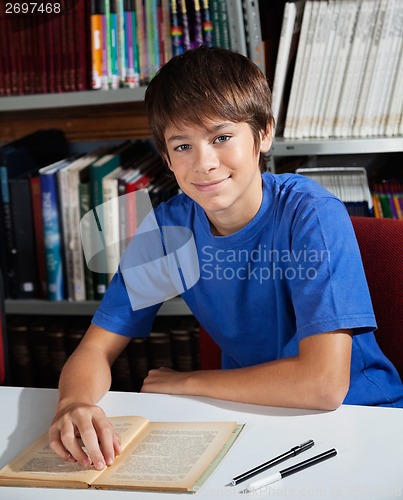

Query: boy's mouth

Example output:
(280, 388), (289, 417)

(192, 177), (230, 192)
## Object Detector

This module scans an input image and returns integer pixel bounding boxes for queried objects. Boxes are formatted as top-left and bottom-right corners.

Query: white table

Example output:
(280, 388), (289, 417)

(0, 386), (402, 499)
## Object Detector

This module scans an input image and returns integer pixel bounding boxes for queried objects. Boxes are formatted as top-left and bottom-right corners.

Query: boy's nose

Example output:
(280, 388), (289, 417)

(194, 146), (219, 173)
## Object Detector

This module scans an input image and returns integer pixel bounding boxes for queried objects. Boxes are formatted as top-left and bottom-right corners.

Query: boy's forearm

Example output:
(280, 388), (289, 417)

(142, 331), (352, 411)
(185, 359), (346, 410)
(56, 347), (112, 411)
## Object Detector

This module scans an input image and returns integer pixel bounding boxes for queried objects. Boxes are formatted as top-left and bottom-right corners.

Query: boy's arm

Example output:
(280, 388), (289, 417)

(49, 324), (131, 470)
(141, 329), (352, 411)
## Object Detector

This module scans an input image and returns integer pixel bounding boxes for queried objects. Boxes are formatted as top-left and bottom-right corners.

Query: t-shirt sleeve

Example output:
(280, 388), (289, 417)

(288, 196), (377, 341)
(92, 265), (162, 337)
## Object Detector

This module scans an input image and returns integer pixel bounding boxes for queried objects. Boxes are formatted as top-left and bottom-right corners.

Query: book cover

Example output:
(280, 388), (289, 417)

(58, 149), (106, 301)
(242, 0), (265, 73)
(135, 0), (149, 83)
(30, 176), (47, 298)
(321, 0), (359, 138)
(91, 0), (103, 89)
(145, 0), (160, 79)
(299, 0), (332, 138)
(78, 180), (96, 300)
(333, 0), (378, 137)
(352, 0), (385, 137)
(283, 1), (313, 139)
(46, 318), (69, 387)
(128, 336), (149, 391)
(225, 0), (247, 55)
(170, 316), (199, 371)
(201, 0), (213, 47)
(29, 316), (52, 388)
(102, 165), (125, 282)
(271, 0), (305, 134)
(6, 317), (34, 387)
(0, 416), (243, 492)
(292, 0), (319, 139)
(8, 171), (41, 298)
(178, 0), (192, 51)
(170, 0), (184, 56)
(76, 0), (91, 90)
(0, 146), (37, 298)
(39, 158), (73, 301)
(217, 0), (230, 50)
(111, 348), (134, 391)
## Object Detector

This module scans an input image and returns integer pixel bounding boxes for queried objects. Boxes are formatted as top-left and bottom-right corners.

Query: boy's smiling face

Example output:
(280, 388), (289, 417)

(164, 119), (272, 236)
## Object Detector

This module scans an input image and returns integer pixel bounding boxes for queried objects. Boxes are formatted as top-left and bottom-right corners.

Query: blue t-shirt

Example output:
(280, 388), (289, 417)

(93, 173), (403, 407)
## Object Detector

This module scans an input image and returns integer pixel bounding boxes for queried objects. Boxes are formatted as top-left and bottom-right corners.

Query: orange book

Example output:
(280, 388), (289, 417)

(91, 0), (103, 89)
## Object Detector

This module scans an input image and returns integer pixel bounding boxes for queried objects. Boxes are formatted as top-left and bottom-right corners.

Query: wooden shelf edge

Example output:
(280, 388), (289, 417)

(5, 297), (192, 316)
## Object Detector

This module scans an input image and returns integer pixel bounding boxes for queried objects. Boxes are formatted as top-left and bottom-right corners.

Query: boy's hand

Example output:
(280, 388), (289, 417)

(141, 367), (192, 395)
(49, 402), (122, 470)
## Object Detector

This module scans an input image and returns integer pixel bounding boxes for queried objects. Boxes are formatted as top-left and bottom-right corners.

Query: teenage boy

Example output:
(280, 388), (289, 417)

(49, 47), (403, 471)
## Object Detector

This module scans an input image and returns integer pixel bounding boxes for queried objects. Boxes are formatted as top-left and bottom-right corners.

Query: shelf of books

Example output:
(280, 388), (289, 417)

(0, 88), (147, 111)
(271, 137), (403, 157)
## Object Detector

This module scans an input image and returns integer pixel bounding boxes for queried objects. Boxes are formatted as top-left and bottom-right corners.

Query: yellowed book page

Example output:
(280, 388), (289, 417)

(0, 416), (149, 488)
(93, 421), (238, 491)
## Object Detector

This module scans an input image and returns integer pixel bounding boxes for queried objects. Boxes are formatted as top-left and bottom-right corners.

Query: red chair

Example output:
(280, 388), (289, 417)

(199, 217), (403, 379)
(351, 217), (403, 379)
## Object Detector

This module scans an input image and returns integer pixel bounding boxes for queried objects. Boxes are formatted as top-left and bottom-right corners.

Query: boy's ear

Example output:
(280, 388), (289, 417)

(260, 125), (273, 153)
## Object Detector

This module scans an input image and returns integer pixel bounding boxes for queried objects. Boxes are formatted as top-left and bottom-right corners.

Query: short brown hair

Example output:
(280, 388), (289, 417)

(145, 46), (274, 171)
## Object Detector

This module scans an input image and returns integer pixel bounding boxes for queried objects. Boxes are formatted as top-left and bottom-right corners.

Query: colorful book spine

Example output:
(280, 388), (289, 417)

(179, 0), (191, 51)
(109, 0), (120, 88)
(170, 0), (184, 56)
(192, 0), (204, 48)
(201, 0), (213, 47)
(145, 0), (160, 79)
(136, 0), (149, 83)
(124, 0), (140, 87)
(39, 160), (69, 301)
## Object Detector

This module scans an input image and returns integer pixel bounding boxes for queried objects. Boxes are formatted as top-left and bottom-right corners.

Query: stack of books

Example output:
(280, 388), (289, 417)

(0, 0), (264, 95)
(0, 130), (180, 302)
(6, 314), (199, 391)
(372, 179), (403, 219)
(273, 0), (403, 138)
(296, 166), (373, 217)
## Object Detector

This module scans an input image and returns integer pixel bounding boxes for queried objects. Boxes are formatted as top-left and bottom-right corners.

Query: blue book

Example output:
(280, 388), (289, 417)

(39, 158), (73, 301)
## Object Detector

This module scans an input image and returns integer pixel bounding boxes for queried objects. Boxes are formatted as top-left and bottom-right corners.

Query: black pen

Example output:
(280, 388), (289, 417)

(229, 439), (314, 486)
(242, 448), (338, 493)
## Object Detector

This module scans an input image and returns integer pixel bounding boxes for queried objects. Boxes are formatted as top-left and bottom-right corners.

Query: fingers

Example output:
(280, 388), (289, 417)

(49, 404), (121, 470)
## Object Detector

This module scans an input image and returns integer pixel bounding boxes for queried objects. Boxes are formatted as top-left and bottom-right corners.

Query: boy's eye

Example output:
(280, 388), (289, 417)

(214, 135), (230, 144)
(174, 144), (191, 152)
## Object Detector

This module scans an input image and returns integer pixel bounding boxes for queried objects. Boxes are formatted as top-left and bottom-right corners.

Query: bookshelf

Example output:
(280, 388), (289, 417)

(0, 88), (147, 111)
(1, 0), (402, 320)
(272, 137), (403, 157)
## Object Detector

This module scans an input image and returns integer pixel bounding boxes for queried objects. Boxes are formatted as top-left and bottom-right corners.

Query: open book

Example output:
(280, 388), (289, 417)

(0, 416), (243, 492)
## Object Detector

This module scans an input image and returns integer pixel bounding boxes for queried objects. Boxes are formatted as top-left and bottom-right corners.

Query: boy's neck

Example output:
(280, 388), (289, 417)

(206, 187), (263, 236)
